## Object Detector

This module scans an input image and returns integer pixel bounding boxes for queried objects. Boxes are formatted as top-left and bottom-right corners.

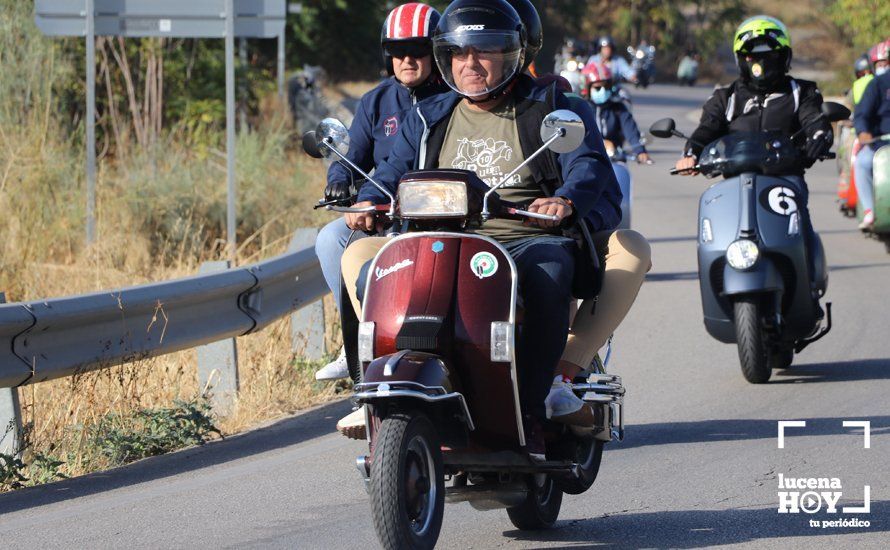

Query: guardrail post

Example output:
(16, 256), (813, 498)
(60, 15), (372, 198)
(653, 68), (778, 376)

(196, 263), (239, 416)
(289, 228), (325, 360)
(0, 292), (23, 457)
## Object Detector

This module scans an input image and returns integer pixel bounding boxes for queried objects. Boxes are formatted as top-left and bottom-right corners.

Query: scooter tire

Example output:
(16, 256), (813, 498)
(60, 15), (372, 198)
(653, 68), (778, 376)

(556, 439), (604, 495)
(734, 297), (772, 383)
(506, 474), (563, 530)
(370, 412), (444, 550)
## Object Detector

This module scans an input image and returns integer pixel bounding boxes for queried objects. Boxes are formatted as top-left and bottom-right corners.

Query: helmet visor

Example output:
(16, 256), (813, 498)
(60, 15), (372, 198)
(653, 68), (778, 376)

(433, 30), (523, 98)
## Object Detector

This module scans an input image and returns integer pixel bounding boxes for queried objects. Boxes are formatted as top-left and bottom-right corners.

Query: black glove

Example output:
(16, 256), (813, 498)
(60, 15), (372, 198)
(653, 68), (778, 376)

(804, 128), (833, 165)
(324, 179), (352, 203)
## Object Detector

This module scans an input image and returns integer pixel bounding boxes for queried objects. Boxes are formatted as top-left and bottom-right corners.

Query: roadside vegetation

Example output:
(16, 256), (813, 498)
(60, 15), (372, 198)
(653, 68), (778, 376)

(0, 0), (346, 490)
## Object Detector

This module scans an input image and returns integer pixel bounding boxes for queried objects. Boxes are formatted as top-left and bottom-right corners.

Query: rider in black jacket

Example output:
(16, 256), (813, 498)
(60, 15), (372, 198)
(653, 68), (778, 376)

(675, 15), (833, 282)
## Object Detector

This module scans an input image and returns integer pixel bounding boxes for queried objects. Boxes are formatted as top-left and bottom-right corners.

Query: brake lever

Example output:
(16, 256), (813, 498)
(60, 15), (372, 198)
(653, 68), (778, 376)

(669, 165), (700, 175)
(314, 195), (358, 209)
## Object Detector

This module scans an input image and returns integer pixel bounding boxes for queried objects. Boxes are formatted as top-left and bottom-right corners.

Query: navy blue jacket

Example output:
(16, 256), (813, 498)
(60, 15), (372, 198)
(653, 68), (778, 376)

(327, 76), (447, 187)
(357, 75), (622, 232)
(854, 71), (890, 137)
(593, 99), (647, 156)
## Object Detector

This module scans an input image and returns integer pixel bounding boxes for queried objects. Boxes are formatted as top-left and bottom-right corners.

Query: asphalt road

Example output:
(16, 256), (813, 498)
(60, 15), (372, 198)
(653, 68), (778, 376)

(1, 84), (888, 549)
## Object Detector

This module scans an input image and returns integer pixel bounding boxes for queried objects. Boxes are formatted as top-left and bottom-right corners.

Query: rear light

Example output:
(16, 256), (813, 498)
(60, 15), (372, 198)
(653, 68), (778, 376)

(490, 322), (514, 362)
(358, 322), (375, 363)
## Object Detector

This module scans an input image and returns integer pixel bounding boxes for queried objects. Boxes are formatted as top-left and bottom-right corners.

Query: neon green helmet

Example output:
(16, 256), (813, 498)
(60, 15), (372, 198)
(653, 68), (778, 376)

(733, 15), (791, 55)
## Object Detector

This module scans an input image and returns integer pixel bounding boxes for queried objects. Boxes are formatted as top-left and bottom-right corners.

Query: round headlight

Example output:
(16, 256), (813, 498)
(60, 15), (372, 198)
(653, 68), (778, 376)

(726, 239), (759, 270)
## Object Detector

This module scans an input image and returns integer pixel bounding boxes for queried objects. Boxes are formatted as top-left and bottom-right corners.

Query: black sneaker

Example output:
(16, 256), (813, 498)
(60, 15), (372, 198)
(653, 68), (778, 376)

(523, 415), (547, 462)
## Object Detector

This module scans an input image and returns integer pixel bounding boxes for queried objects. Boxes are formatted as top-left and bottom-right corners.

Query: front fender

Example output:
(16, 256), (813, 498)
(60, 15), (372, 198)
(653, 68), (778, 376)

(722, 258), (784, 295)
(362, 350), (453, 390)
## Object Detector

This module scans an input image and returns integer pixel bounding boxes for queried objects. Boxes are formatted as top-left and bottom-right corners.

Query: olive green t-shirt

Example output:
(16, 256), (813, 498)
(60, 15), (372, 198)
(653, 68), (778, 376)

(438, 97), (555, 241)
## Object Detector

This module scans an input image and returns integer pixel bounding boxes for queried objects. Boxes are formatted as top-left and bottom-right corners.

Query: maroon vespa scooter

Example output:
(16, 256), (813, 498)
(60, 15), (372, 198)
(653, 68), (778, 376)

(304, 112), (625, 549)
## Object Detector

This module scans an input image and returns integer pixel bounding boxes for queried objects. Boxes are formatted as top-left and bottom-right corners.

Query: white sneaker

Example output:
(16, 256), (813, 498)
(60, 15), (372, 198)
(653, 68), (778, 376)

(859, 209), (875, 231)
(315, 348), (349, 380)
(544, 375), (595, 426)
(337, 406), (367, 439)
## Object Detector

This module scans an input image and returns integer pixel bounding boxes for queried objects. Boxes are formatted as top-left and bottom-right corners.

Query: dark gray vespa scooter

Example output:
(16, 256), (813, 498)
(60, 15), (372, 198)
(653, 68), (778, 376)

(649, 102), (850, 383)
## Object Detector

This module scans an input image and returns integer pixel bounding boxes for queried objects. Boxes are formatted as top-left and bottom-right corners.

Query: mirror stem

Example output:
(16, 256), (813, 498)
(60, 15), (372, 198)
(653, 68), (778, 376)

(322, 137), (395, 216)
(482, 128), (565, 220)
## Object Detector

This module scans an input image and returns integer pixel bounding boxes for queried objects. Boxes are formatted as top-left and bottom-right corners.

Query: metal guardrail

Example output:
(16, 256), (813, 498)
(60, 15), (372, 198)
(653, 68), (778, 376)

(0, 239), (327, 389)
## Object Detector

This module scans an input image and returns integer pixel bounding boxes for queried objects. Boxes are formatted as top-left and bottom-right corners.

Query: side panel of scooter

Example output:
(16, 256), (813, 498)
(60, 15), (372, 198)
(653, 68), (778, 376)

(872, 145), (890, 233)
(697, 179), (742, 342)
(453, 237), (523, 450)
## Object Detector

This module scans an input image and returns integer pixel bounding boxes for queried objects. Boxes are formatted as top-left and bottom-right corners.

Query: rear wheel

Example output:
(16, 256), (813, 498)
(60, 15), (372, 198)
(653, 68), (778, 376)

(506, 474), (563, 530)
(734, 297), (771, 383)
(370, 412), (444, 550)
(556, 439), (604, 495)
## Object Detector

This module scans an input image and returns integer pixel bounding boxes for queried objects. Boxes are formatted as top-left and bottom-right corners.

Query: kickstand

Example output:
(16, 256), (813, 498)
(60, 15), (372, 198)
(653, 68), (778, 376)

(795, 302), (832, 354)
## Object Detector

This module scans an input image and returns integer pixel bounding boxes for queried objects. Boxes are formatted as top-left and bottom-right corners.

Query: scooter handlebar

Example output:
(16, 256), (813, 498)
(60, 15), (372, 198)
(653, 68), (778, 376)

(669, 166), (700, 175)
(326, 203), (391, 214)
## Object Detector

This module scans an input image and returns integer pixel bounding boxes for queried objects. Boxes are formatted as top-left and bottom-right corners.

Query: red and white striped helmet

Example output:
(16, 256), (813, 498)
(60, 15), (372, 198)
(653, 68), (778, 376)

(382, 3), (440, 44)
(583, 61), (613, 84)
(381, 3), (440, 75)
(869, 39), (890, 65)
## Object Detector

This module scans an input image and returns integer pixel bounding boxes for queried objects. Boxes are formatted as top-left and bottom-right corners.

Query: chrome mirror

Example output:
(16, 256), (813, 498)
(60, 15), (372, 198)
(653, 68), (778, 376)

(540, 109), (585, 154)
(315, 118), (350, 158)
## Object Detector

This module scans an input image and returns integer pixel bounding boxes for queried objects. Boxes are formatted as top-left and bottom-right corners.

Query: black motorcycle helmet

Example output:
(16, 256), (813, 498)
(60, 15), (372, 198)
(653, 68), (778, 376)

(597, 35), (615, 53)
(432, 0), (526, 100)
(506, 0), (542, 71)
(854, 54), (871, 78)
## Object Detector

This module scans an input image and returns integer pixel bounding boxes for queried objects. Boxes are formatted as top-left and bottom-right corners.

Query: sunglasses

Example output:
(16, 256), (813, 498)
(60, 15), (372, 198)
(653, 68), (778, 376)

(589, 84), (611, 91)
(385, 42), (432, 59)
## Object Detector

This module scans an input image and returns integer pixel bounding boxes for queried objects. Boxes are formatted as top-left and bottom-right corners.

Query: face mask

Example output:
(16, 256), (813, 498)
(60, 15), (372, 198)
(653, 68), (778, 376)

(739, 52), (786, 91)
(877, 66), (889, 76)
(590, 86), (612, 104)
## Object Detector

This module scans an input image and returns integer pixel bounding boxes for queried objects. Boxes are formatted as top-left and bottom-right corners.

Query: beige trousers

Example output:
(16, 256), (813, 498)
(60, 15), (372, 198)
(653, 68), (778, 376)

(340, 230), (651, 367)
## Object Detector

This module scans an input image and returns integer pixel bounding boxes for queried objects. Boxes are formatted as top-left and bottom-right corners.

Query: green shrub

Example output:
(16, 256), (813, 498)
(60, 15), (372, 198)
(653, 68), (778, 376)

(88, 399), (221, 466)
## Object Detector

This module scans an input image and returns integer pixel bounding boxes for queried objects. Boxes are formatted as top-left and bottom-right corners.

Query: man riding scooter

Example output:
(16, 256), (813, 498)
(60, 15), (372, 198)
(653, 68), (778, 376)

(675, 15), (833, 285)
(313, 3), (447, 381)
(853, 39), (890, 231)
(338, 0), (649, 460)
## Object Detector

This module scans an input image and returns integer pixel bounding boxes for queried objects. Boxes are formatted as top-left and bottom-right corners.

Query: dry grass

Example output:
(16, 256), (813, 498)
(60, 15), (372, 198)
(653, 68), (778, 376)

(0, 0), (351, 485)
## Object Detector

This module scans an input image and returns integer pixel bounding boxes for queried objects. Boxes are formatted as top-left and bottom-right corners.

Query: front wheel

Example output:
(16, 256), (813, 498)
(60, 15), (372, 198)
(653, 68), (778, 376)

(734, 297), (771, 383)
(506, 474), (563, 530)
(370, 412), (444, 550)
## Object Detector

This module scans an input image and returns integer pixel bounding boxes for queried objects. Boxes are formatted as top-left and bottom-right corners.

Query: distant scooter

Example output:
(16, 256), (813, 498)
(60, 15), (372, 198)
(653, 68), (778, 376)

(856, 136), (890, 252)
(627, 45), (655, 88)
(603, 139), (635, 229)
(835, 122), (858, 217)
(649, 102), (850, 383)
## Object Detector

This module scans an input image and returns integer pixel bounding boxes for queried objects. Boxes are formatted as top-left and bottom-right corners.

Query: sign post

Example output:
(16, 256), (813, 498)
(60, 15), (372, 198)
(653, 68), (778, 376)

(35, 0), (287, 258)
(85, 0), (96, 244)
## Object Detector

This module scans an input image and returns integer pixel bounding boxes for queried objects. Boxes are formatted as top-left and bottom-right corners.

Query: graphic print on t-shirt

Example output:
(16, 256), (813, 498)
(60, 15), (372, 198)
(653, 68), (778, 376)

(451, 138), (519, 186)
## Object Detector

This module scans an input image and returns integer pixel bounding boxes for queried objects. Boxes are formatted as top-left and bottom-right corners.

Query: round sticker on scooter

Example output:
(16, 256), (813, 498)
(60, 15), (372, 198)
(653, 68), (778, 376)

(761, 186), (798, 216)
(470, 252), (499, 279)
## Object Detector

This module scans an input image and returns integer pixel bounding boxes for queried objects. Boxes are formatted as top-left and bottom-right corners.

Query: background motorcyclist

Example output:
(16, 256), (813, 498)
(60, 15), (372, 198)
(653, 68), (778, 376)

(584, 62), (651, 165)
(851, 54), (874, 106)
(587, 35), (637, 85)
(677, 49), (700, 86)
(674, 15), (833, 283)
(313, 3), (446, 381)
(853, 39), (890, 230)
